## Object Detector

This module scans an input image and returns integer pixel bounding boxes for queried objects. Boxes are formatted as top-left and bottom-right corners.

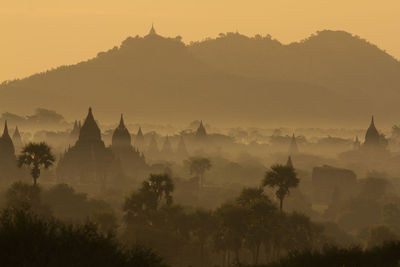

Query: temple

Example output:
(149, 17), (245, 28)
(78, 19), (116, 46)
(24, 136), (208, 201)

(134, 127), (145, 152)
(111, 114), (147, 177)
(12, 126), (23, 152)
(196, 120), (207, 138)
(57, 108), (120, 184)
(0, 121), (15, 156)
(364, 116), (382, 149)
(0, 121), (18, 184)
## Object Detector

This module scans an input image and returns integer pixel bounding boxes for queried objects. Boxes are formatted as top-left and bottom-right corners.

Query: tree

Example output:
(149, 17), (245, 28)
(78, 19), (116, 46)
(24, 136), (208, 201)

(191, 208), (216, 267)
(236, 187), (277, 264)
(17, 142), (55, 186)
(184, 157), (212, 187)
(123, 173), (174, 224)
(263, 164), (299, 212)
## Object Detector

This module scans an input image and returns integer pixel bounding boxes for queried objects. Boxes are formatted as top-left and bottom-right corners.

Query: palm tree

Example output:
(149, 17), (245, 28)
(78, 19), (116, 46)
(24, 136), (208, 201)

(262, 164), (299, 212)
(17, 142), (55, 186)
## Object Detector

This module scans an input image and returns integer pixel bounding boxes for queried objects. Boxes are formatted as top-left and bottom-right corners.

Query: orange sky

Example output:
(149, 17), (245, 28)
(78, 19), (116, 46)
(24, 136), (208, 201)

(1, 0), (399, 82)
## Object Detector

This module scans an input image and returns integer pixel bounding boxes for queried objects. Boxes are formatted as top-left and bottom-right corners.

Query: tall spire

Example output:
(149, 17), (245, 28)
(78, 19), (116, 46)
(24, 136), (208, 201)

(119, 114), (125, 128)
(289, 133), (299, 154)
(70, 120), (80, 139)
(134, 126), (145, 151)
(364, 115), (380, 148)
(78, 107), (102, 144)
(13, 126), (21, 139)
(2, 120), (10, 139)
(12, 126), (23, 148)
(137, 127), (143, 137)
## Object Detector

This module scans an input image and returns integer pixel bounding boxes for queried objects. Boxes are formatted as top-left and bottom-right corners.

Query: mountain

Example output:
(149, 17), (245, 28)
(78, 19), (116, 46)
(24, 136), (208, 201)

(1, 29), (399, 127)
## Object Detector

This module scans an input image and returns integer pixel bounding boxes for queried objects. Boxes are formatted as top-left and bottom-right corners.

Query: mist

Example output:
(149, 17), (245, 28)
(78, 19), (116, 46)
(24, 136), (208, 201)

(1, 4), (400, 267)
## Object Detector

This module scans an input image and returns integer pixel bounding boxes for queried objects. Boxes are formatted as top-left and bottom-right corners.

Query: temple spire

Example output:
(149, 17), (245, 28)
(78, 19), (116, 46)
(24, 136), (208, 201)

(0, 120), (15, 154)
(112, 114), (131, 148)
(78, 107), (102, 143)
(364, 115), (380, 147)
(13, 126), (21, 139)
(289, 133), (299, 154)
(119, 114), (125, 128)
(137, 127), (143, 137)
(2, 120), (9, 138)
(196, 120), (207, 137)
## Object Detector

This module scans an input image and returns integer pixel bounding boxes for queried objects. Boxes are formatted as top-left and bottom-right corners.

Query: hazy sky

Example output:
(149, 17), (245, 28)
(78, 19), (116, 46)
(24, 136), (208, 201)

(1, 0), (399, 82)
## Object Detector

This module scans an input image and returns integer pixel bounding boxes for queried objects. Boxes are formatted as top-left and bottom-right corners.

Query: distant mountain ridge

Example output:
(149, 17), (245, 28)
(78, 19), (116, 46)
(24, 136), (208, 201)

(1, 29), (399, 126)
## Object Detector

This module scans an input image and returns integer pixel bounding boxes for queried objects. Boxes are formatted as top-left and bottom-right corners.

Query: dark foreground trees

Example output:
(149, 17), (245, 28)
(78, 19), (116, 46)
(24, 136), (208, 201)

(0, 208), (167, 267)
(262, 242), (400, 267)
(17, 142), (55, 186)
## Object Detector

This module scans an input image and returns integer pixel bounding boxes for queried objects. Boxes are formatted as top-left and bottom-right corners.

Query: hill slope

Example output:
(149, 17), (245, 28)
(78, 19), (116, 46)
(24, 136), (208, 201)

(1, 30), (399, 126)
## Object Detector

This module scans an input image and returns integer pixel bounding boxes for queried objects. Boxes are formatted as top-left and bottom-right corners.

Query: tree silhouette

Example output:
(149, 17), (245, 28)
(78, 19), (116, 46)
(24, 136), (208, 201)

(236, 187), (277, 264)
(124, 173), (174, 219)
(191, 208), (216, 267)
(184, 157), (212, 187)
(17, 142), (55, 186)
(263, 164), (299, 212)
(141, 173), (174, 208)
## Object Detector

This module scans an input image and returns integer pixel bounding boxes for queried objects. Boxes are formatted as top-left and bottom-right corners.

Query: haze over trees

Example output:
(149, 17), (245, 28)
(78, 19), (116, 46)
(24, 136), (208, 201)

(1, 25), (400, 267)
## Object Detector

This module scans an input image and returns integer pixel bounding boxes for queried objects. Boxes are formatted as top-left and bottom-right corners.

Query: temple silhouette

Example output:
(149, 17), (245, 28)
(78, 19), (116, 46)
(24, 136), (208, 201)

(111, 114), (147, 177)
(0, 121), (19, 184)
(57, 108), (121, 185)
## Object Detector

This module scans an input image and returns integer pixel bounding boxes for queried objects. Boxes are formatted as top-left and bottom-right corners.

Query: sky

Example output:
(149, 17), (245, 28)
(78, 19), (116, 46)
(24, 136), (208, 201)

(1, 0), (399, 82)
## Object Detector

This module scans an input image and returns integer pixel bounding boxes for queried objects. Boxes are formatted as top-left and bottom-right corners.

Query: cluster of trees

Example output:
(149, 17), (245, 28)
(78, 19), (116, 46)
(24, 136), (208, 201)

(323, 173), (400, 247)
(0, 108), (67, 130)
(122, 166), (320, 266)
(0, 208), (167, 267)
(263, 242), (400, 267)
